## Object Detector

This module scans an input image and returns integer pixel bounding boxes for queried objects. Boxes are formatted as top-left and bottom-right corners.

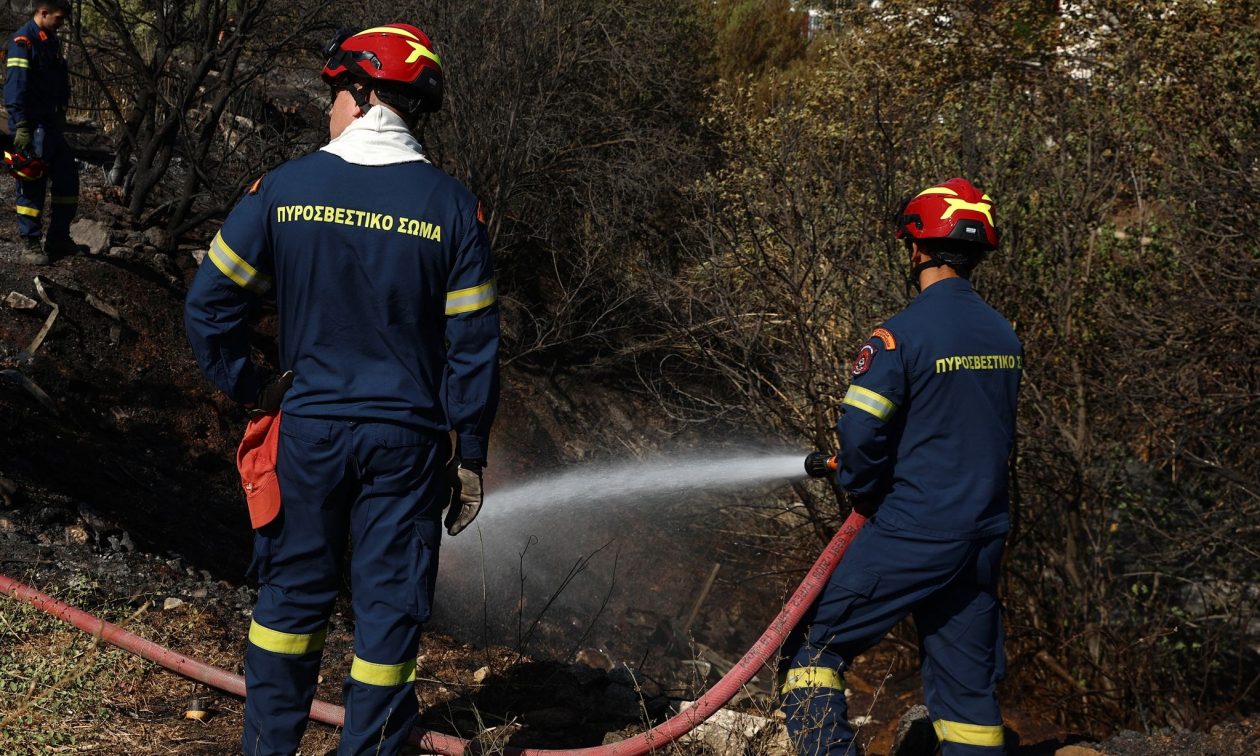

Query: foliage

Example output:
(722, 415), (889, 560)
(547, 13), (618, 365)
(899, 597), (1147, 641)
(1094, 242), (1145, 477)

(38, 0), (1258, 737)
(0, 580), (135, 750)
(708, 0), (808, 80)
(654, 0), (1260, 732)
(325, 0), (715, 368)
(67, 0), (337, 234)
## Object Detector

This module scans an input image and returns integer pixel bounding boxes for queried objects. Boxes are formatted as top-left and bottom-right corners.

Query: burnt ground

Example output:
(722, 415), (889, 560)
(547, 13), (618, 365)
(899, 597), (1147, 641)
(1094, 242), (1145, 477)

(1, 174), (1258, 754)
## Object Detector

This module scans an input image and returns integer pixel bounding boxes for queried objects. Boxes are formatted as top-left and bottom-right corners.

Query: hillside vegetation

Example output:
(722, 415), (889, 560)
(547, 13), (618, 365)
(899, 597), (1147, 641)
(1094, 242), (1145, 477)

(1, 0), (1254, 746)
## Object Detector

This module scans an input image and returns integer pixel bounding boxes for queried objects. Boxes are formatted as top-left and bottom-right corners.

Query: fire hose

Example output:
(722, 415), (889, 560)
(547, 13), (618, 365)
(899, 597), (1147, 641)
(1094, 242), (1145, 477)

(0, 456), (859, 755)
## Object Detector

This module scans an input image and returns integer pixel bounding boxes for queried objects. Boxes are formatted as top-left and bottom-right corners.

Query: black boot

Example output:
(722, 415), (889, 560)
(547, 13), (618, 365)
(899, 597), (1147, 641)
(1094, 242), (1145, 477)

(19, 237), (49, 265)
(44, 235), (85, 261)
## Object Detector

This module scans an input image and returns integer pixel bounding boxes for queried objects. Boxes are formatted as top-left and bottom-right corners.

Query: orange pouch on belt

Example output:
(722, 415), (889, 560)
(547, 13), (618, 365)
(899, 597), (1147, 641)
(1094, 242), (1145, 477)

(237, 411), (282, 529)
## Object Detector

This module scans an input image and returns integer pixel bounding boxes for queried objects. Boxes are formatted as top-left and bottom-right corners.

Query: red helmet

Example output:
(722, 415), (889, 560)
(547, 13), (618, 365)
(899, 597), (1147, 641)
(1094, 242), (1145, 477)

(895, 177), (998, 251)
(4, 148), (47, 182)
(320, 24), (443, 114)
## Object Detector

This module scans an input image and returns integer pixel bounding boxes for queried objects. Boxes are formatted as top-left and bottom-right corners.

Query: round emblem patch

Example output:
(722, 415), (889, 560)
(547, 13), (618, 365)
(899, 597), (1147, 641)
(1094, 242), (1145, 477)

(852, 344), (876, 376)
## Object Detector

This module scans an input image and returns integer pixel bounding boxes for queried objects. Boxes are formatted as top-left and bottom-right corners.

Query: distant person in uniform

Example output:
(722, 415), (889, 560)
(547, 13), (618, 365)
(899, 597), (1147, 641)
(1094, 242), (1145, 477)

(5, 0), (78, 265)
(781, 178), (1022, 755)
(184, 23), (499, 756)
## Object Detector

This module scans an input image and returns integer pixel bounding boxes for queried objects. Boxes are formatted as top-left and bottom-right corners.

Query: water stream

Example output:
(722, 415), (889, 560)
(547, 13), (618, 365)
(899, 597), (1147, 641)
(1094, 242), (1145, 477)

(481, 452), (807, 519)
(433, 450), (811, 660)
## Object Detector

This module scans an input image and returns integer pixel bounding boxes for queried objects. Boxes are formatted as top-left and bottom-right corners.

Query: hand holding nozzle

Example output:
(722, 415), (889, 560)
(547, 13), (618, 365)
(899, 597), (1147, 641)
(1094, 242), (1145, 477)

(804, 451), (838, 478)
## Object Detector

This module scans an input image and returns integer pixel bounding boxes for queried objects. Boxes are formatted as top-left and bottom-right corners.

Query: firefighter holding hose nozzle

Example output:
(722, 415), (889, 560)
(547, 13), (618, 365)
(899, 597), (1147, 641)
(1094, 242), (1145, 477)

(786, 179), (1023, 755)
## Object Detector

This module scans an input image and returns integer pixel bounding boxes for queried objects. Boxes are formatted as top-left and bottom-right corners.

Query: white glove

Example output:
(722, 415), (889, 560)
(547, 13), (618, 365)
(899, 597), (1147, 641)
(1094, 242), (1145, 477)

(444, 460), (484, 536)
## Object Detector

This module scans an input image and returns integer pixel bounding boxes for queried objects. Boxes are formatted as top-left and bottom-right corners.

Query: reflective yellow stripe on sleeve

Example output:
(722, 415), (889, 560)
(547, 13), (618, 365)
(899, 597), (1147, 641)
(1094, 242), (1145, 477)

(842, 384), (897, 422)
(445, 279), (496, 315)
(350, 656), (417, 687)
(247, 620), (326, 655)
(208, 230), (271, 294)
(778, 666), (845, 694)
(16, 206), (40, 217)
(7, 58), (29, 68)
(933, 720), (1005, 747)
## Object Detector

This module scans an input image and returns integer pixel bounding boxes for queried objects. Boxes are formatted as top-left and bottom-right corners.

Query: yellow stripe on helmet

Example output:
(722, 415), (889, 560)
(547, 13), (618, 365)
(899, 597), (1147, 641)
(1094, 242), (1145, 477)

(941, 197), (994, 225)
(405, 41), (441, 66)
(357, 26), (419, 41)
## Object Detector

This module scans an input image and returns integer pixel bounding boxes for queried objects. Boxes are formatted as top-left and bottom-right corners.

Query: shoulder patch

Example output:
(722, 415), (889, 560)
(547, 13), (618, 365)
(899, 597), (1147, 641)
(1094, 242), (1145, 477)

(13, 36), (30, 48)
(852, 343), (876, 376)
(871, 327), (897, 350)
(247, 174), (265, 195)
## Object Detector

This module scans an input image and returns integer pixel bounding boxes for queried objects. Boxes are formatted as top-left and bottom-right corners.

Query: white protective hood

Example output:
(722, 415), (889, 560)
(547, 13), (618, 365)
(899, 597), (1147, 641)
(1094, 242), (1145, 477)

(320, 105), (429, 166)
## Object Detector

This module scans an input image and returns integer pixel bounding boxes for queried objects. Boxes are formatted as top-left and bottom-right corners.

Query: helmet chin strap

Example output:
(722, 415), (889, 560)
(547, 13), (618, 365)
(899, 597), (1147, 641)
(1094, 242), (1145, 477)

(349, 83), (374, 114)
(905, 242), (948, 296)
(907, 257), (948, 292)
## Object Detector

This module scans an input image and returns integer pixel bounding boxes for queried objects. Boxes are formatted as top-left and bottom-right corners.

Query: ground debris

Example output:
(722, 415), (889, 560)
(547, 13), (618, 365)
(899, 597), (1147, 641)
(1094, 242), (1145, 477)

(679, 702), (789, 755)
(5, 291), (37, 309)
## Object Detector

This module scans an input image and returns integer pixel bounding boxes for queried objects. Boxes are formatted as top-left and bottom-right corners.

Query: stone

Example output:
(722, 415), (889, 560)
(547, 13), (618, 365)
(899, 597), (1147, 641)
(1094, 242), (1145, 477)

(5, 291), (37, 309)
(0, 477), (17, 507)
(142, 226), (173, 250)
(163, 597), (185, 610)
(680, 703), (786, 754)
(1055, 747), (1106, 756)
(473, 665), (491, 683)
(69, 218), (111, 256)
(890, 704), (936, 756)
(575, 647), (614, 671)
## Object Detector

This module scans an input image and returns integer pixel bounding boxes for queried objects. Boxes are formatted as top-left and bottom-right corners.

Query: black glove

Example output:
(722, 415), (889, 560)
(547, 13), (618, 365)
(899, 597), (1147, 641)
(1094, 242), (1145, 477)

(444, 458), (484, 536)
(13, 122), (31, 150)
(252, 370), (293, 414)
(849, 492), (880, 518)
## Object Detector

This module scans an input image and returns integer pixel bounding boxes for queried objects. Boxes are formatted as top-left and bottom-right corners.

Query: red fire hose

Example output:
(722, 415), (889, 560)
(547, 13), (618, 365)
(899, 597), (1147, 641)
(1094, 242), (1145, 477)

(0, 511), (866, 754)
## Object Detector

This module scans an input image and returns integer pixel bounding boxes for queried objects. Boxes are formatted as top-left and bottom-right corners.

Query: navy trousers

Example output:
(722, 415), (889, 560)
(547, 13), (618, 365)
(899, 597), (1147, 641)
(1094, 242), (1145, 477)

(15, 124), (78, 241)
(242, 416), (448, 756)
(780, 518), (1007, 755)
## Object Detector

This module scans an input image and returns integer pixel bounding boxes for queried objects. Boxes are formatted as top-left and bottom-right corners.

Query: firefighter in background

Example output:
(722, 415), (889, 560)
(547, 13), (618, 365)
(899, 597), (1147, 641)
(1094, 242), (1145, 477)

(782, 178), (1022, 755)
(5, 0), (78, 265)
(184, 24), (499, 756)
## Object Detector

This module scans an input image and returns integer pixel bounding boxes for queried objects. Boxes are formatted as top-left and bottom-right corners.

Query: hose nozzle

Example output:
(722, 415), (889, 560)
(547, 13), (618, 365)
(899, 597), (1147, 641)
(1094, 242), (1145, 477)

(804, 452), (838, 478)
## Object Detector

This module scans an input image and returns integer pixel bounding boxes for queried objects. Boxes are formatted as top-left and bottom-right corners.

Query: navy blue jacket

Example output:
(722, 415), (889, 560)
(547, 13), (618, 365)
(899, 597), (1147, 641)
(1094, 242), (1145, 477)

(4, 19), (70, 129)
(185, 151), (500, 461)
(837, 278), (1022, 539)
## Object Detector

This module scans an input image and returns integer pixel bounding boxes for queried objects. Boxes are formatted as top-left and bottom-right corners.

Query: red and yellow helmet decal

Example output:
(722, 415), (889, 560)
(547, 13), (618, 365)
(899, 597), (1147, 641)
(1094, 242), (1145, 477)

(896, 177), (998, 250)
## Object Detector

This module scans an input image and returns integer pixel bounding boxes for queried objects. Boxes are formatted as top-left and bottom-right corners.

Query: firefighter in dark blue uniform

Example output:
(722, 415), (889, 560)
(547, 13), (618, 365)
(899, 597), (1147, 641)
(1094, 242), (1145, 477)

(5, 1), (78, 265)
(184, 24), (499, 756)
(781, 178), (1021, 755)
